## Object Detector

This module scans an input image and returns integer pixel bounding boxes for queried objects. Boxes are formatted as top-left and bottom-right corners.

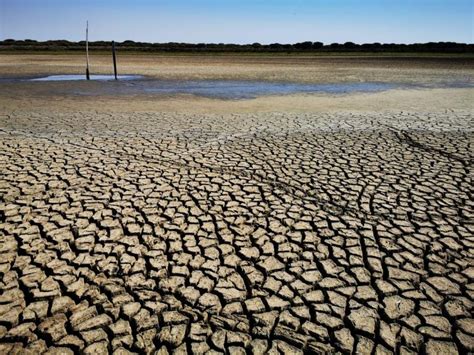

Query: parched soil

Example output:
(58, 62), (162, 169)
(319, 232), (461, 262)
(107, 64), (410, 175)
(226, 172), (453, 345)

(1, 108), (473, 354)
(0, 55), (473, 354)
(0, 54), (473, 84)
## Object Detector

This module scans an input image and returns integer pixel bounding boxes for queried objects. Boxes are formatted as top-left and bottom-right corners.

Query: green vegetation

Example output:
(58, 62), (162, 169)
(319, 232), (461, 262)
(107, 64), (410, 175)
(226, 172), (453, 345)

(1, 39), (473, 55)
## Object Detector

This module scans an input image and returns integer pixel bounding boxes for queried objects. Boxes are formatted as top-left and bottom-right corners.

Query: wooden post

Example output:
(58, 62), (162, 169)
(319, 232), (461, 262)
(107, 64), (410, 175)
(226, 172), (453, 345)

(112, 41), (118, 80)
(86, 21), (90, 80)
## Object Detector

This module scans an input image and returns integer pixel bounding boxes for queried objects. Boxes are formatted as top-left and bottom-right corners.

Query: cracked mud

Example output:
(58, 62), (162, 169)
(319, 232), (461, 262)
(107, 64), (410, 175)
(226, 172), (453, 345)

(0, 108), (473, 354)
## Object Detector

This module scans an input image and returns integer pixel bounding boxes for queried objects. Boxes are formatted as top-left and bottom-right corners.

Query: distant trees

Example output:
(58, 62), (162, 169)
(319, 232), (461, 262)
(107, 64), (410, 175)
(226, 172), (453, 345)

(294, 41), (313, 50)
(343, 42), (357, 49)
(0, 39), (472, 53)
(313, 42), (324, 49)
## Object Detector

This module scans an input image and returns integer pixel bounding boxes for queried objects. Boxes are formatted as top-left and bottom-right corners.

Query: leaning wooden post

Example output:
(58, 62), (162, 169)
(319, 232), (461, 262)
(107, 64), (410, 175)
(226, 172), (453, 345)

(86, 21), (90, 80)
(112, 41), (118, 80)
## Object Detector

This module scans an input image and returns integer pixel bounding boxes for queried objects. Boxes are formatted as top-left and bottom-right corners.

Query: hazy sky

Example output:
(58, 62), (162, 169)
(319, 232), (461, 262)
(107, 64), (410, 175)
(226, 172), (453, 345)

(1, 0), (473, 44)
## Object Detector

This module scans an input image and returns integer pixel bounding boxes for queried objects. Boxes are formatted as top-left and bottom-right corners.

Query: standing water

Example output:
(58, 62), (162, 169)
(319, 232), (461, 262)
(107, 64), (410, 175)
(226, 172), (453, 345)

(7, 75), (471, 99)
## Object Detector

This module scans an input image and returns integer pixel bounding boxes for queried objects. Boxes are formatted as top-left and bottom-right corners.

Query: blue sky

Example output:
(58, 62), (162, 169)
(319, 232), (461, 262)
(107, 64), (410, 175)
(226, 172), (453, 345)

(1, 0), (472, 44)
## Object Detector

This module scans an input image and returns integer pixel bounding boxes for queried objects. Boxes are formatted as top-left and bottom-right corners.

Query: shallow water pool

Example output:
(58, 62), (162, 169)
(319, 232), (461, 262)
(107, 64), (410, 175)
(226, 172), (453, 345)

(30, 74), (142, 81)
(10, 75), (473, 99)
(136, 80), (401, 99)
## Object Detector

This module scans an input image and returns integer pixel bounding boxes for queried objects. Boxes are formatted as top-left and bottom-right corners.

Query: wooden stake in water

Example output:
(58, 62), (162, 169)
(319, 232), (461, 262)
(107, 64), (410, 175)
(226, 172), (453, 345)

(86, 21), (90, 80)
(112, 41), (118, 80)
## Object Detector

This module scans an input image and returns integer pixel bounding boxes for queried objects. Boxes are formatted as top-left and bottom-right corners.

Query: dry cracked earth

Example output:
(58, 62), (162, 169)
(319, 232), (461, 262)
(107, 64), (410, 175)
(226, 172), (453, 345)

(0, 109), (473, 354)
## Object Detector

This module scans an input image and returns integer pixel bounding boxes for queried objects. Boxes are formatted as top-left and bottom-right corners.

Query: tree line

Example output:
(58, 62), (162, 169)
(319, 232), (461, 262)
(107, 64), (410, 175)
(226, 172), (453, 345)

(1, 39), (473, 53)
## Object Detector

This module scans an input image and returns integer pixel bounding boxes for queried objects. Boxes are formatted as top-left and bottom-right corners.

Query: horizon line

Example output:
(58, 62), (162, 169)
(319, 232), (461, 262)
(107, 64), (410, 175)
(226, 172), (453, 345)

(2, 38), (473, 46)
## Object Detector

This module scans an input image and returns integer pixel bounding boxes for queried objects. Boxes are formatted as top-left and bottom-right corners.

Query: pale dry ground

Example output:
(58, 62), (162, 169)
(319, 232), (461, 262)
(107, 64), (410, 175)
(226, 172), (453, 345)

(0, 55), (474, 354)
(0, 54), (473, 84)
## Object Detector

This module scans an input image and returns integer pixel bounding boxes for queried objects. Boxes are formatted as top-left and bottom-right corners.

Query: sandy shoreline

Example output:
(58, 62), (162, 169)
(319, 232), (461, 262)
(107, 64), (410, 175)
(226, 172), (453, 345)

(0, 55), (473, 354)
(1, 87), (473, 116)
